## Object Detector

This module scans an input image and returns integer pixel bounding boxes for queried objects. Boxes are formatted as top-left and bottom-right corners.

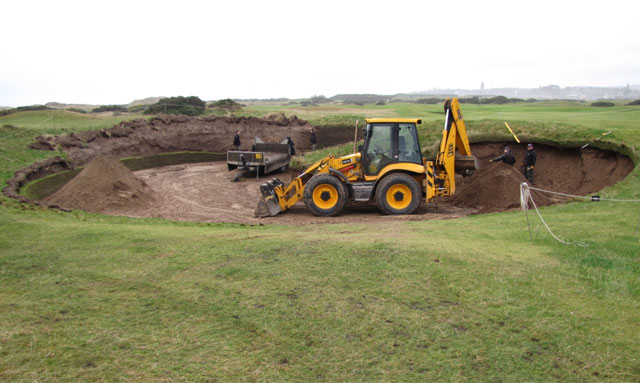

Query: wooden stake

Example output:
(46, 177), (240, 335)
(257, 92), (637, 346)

(353, 120), (359, 153)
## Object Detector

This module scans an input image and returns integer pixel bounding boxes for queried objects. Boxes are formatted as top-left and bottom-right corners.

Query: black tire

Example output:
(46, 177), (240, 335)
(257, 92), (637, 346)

(303, 174), (347, 216)
(375, 173), (421, 215)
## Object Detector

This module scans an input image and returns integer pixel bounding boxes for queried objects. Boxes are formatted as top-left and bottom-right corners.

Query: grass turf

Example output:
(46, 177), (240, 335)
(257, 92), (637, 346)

(1, 102), (639, 381)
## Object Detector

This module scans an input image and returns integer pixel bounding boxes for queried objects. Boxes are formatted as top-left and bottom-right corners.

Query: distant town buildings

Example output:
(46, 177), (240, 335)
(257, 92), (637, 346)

(416, 85), (640, 100)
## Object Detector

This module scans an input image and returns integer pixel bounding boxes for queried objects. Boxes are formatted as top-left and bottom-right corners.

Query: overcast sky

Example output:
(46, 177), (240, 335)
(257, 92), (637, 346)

(1, 0), (639, 107)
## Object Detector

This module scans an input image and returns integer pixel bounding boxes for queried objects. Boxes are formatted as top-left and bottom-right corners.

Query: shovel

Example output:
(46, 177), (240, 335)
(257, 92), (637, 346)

(581, 131), (612, 149)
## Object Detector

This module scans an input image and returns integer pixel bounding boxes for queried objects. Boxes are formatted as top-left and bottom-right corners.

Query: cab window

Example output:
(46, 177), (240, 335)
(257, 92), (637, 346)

(363, 124), (393, 175)
(398, 123), (422, 164)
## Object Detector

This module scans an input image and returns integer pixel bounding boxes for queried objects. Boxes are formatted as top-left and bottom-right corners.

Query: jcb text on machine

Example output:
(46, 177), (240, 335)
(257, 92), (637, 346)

(255, 98), (478, 217)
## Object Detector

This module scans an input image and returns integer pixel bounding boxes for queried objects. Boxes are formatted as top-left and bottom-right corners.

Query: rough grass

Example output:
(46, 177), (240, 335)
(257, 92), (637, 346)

(1, 102), (640, 382)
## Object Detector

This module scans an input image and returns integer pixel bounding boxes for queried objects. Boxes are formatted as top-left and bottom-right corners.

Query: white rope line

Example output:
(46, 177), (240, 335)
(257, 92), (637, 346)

(520, 182), (589, 247)
(527, 185), (640, 203)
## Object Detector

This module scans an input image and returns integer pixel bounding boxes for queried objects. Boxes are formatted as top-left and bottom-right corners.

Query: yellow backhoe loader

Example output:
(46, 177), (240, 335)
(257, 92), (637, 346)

(255, 97), (478, 217)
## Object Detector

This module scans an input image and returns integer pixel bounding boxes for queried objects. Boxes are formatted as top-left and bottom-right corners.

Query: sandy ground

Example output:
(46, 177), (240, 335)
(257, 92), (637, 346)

(134, 162), (475, 225)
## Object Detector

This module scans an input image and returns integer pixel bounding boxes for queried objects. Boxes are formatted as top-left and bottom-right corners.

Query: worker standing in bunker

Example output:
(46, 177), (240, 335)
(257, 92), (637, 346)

(489, 146), (515, 166)
(233, 130), (241, 151)
(523, 143), (537, 183)
(310, 128), (317, 151)
(286, 137), (296, 156)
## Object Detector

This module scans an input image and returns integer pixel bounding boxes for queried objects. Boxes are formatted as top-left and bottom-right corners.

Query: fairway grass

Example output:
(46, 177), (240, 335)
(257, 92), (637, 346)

(1, 103), (639, 382)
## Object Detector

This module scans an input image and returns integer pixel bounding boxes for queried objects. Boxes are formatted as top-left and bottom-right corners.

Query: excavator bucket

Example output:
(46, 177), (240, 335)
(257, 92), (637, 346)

(455, 155), (480, 173)
(253, 178), (285, 217)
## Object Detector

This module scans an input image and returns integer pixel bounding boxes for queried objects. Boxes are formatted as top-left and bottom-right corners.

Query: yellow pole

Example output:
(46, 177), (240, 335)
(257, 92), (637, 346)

(504, 122), (520, 143)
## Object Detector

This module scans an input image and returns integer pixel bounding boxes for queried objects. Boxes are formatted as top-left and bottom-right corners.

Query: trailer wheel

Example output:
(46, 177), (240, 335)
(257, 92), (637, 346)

(304, 174), (347, 216)
(376, 173), (421, 215)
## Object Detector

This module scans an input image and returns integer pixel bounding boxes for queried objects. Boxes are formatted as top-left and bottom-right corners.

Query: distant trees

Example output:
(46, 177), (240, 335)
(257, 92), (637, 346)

(209, 99), (244, 111)
(300, 95), (330, 107)
(0, 105), (51, 117)
(415, 97), (442, 104)
(591, 101), (615, 107)
(626, 99), (640, 106)
(66, 108), (88, 114)
(144, 96), (206, 116)
(331, 94), (389, 104)
(309, 95), (329, 104)
(92, 105), (127, 113)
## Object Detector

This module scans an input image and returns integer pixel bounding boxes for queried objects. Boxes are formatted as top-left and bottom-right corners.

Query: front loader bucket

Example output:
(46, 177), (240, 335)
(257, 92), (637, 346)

(254, 196), (282, 217)
(253, 178), (285, 217)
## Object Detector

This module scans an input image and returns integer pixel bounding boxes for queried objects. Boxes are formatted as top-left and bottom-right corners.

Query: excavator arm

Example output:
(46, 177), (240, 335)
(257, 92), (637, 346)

(429, 98), (478, 199)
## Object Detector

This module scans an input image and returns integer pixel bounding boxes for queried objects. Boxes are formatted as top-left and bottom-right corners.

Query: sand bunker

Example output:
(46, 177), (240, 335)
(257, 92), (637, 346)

(36, 143), (633, 224)
(13, 116), (635, 224)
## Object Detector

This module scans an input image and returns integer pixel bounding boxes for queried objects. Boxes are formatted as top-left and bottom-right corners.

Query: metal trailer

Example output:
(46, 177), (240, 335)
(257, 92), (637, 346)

(227, 137), (291, 178)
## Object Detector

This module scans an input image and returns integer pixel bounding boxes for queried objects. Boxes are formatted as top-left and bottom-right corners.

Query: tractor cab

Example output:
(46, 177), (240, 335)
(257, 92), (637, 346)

(362, 118), (423, 176)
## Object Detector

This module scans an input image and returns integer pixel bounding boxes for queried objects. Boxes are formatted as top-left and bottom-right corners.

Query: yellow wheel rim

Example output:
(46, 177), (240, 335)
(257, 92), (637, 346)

(313, 184), (339, 210)
(386, 184), (412, 210)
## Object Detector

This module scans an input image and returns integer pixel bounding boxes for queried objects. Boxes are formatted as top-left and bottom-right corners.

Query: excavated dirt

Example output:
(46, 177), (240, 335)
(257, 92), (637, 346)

(470, 142), (634, 196)
(451, 162), (557, 213)
(14, 116), (635, 224)
(450, 142), (634, 214)
(43, 156), (158, 214)
(30, 114), (314, 166)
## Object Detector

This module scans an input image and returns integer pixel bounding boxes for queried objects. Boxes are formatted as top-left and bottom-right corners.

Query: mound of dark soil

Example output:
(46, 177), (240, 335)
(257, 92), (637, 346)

(470, 142), (633, 196)
(30, 114), (314, 166)
(43, 156), (157, 214)
(450, 162), (553, 213)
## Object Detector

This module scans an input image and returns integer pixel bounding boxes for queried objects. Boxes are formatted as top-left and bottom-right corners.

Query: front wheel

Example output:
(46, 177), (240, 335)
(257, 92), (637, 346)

(375, 173), (421, 215)
(303, 174), (347, 216)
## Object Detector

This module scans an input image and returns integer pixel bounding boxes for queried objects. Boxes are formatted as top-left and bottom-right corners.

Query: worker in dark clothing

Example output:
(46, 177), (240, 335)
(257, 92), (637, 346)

(490, 146), (516, 166)
(286, 137), (296, 156)
(310, 128), (317, 151)
(233, 130), (241, 151)
(523, 143), (537, 183)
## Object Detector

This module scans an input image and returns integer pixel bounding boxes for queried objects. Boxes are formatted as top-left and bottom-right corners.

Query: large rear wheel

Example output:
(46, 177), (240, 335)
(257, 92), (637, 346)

(375, 173), (421, 215)
(304, 174), (347, 216)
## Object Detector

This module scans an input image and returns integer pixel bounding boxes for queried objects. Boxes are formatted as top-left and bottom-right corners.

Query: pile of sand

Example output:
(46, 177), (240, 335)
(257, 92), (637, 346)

(450, 162), (553, 213)
(43, 156), (157, 214)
